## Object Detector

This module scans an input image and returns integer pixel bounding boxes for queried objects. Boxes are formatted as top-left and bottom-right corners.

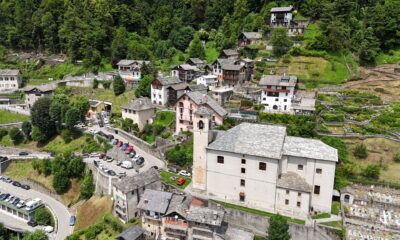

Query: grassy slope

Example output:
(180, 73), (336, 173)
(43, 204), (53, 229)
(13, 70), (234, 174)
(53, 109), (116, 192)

(75, 196), (112, 231)
(3, 160), (81, 205)
(376, 49), (400, 65)
(205, 41), (219, 63)
(70, 87), (134, 114)
(43, 135), (87, 154)
(0, 110), (29, 123)
(345, 138), (400, 182)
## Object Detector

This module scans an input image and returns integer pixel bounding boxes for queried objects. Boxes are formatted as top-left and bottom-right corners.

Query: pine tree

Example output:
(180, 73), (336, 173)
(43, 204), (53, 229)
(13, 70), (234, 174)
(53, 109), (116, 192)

(113, 76), (126, 96)
(267, 214), (290, 240)
(188, 34), (205, 59)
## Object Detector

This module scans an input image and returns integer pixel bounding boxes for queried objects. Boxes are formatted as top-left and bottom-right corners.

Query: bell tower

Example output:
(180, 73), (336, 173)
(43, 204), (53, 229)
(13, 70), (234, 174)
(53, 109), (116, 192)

(192, 107), (212, 191)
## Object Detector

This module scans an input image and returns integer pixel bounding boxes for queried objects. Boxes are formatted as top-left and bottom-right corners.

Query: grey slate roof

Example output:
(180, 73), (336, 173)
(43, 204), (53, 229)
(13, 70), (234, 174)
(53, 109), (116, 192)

(222, 49), (239, 56)
(259, 75), (297, 87)
(0, 69), (20, 75)
(183, 91), (228, 117)
(188, 58), (205, 65)
(137, 189), (172, 214)
(222, 64), (244, 71)
(122, 97), (154, 111)
(194, 106), (212, 116)
(117, 59), (150, 66)
(189, 84), (208, 92)
(208, 123), (287, 159)
(271, 6), (294, 12)
(187, 206), (224, 226)
(116, 225), (145, 240)
(113, 168), (160, 193)
(242, 32), (262, 40)
(277, 172), (312, 192)
(167, 82), (189, 91)
(24, 84), (55, 93)
(177, 64), (199, 71)
(89, 99), (101, 107)
(157, 76), (182, 86)
(283, 136), (338, 162)
(165, 194), (191, 218)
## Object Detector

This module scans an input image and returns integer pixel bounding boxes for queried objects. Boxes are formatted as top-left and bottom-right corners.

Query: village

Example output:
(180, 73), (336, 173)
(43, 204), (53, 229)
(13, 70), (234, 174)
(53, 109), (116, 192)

(0, 2), (400, 240)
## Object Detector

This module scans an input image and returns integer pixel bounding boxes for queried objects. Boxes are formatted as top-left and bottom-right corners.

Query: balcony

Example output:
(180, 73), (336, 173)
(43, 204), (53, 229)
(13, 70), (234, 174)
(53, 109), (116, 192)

(264, 88), (289, 93)
(192, 228), (214, 239)
(164, 219), (188, 231)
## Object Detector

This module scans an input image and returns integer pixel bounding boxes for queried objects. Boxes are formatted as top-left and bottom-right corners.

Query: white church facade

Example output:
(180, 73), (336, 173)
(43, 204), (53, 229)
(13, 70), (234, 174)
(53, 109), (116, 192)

(192, 107), (338, 219)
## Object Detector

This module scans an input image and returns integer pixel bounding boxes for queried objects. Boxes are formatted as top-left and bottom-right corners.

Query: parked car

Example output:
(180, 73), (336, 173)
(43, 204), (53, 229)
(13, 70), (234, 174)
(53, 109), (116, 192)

(129, 151), (136, 158)
(12, 181), (22, 187)
(97, 131), (108, 138)
(27, 220), (37, 227)
(21, 184), (30, 190)
(106, 157), (114, 163)
(168, 168), (177, 174)
(2, 176), (12, 183)
(117, 172), (126, 177)
(43, 226), (54, 233)
(19, 152), (29, 156)
(112, 139), (119, 145)
(0, 156), (8, 161)
(125, 146), (133, 154)
(90, 152), (100, 158)
(178, 170), (191, 177)
(93, 160), (100, 166)
(177, 178), (186, 186)
(117, 141), (124, 148)
(136, 157), (145, 166)
(121, 161), (133, 169)
(99, 153), (106, 159)
(107, 170), (116, 176)
(121, 143), (129, 151)
(17, 200), (25, 208)
(69, 216), (76, 226)
(107, 134), (114, 140)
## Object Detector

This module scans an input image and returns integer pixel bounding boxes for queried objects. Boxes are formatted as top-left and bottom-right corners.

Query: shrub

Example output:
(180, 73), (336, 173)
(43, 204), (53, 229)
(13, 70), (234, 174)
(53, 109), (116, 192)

(92, 78), (99, 89)
(61, 129), (73, 143)
(0, 128), (7, 140)
(9, 127), (24, 144)
(161, 131), (171, 139)
(362, 164), (380, 179)
(354, 144), (368, 159)
(394, 153), (400, 163)
(34, 207), (54, 226)
(53, 171), (71, 194)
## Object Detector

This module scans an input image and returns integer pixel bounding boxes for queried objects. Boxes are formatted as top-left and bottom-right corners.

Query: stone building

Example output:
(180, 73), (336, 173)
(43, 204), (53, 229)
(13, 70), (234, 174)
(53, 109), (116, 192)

(151, 76), (182, 106)
(192, 116), (338, 219)
(0, 69), (21, 91)
(24, 85), (55, 108)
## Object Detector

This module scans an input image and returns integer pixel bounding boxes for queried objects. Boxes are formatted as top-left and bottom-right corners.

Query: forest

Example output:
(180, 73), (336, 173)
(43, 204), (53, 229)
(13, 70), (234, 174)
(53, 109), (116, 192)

(0, 0), (399, 66)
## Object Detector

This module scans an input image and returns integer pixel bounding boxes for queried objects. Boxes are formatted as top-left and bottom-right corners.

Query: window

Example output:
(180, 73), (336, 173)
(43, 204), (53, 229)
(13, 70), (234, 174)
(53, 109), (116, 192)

(275, 98), (279, 101)
(284, 99), (287, 102)
(241, 168), (246, 174)
(217, 156), (224, 164)
(241, 159), (246, 164)
(259, 162), (266, 171)
(298, 164), (303, 170)
(316, 168), (322, 174)
(285, 199), (289, 205)
(284, 105), (287, 110)
(240, 179), (245, 186)
(314, 185), (320, 195)
(298, 192), (301, 197)
(239, 193), (245, 202)
(297, 201), (301, 207)
(179, 120), (183, 124)
(198, 120), (204, 129)
(262, 98), (266, 101)
(286, 190), (290, 195)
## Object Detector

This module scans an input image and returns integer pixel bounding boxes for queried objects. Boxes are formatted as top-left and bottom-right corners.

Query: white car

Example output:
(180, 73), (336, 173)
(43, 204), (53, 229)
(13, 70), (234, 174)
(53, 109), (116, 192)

(178, 170), (191, 177)
(90, 152), (100, 158)
(43, 226), (54, 233)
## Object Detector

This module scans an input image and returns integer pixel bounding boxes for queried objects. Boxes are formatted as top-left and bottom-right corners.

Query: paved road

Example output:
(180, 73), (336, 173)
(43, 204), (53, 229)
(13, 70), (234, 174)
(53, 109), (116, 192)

(0, 181), (73, 240)
(0, 210), (36, 232)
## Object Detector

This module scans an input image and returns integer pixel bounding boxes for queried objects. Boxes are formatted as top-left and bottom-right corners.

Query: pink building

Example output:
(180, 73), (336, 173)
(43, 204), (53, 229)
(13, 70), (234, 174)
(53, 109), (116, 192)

(175, 91), (227, 133)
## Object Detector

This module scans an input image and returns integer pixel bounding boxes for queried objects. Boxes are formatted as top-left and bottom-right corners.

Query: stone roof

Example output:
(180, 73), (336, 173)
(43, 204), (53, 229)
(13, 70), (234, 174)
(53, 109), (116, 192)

(122, 97), (154, 111)
(259, 75), (297, 87)
(117, 59), (150, 66)
(189, 84), (208, 92)
(24, 84), (55, 93)
(291, 98), (316, 111)
(194, 106), (213, 116)
(168, 82), (189, 91)
(156, 76), (182, 86)
(222, 49), (239, 56)
(241, 32), (262, 40)
(271, 6), (294, 12)
(137, 189), (172, 214)
(283, 136), (338, 162)
(0, 69), (20, 76)
(187, 206), (224, 226)
(208, 123), (287, 159)
(113, 168), (160, 194)
(173, 64), (199, 71)
(89, 99), (101, 107)
(222, 64), (243, 71)
(183, 91), (228, 117)
(165, 194), (191, 218)
(116, 225), (145, 240)
(188, 58), (205, 65)
(277, 172), (312, 192)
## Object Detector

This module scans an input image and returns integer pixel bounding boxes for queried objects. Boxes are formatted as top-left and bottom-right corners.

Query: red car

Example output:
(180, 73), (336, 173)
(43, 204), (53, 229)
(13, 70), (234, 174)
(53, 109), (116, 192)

(117, 141), (123, 147)
(125, 145), (134, 154)
(177, 178), (186, 186)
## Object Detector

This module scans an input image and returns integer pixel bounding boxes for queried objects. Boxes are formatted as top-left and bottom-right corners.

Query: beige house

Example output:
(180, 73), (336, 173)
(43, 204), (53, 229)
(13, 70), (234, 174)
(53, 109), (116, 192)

(24, 85), (55, 108)
(192, 114), (338, 219)
(121, 97), (155, 130)
(0, 69), (21, 91)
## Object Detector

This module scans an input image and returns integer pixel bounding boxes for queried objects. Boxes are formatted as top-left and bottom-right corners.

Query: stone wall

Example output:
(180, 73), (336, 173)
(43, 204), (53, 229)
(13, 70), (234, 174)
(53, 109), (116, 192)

(208, 201), (340, 240)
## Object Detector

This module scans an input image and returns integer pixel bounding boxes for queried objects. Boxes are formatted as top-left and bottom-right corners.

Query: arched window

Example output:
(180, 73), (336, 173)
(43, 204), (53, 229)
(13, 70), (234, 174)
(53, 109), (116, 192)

(198, 120), (204, 130)
(178, 102), (184, 108)
(273, 105), (278, 110)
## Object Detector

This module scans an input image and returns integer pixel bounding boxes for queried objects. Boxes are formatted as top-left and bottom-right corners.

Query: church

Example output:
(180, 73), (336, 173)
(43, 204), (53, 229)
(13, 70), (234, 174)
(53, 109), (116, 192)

(192, 107), (338, 219)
